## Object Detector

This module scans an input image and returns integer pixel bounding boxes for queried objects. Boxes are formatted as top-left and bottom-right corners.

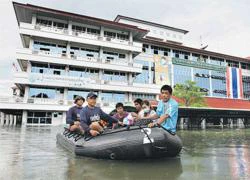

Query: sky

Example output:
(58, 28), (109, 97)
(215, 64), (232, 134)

(0, 0), (250, 96)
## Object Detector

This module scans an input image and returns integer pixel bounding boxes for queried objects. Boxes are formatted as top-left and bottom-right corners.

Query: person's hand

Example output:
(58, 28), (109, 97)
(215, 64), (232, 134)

(134, 115), (141, 121)
(90, 130), (99, 137)
(118, 121), (123, 126)
(74, 121), (80, 126)
(148, 122), (155, 128)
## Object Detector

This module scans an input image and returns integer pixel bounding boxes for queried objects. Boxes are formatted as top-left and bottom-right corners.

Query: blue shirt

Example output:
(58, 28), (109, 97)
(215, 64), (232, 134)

(156, 98), (178, 133)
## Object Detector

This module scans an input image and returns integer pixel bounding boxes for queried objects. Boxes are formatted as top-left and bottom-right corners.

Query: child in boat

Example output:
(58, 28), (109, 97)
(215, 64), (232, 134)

(80, 92), (118, 136)
(112, 102), (129, 127)
(66, 96), (85, 133)
(141, 100), (156, 118)
(132, 98), (144, 119)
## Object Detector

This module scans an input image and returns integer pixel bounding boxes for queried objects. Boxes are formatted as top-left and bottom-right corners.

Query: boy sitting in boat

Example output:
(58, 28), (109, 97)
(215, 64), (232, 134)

(147, 85), (179, 133)
(66, 96), (85, 133)
(112, 102), (129, 127)
(131, 98), (144, 119)
(80, 92), (118, 137)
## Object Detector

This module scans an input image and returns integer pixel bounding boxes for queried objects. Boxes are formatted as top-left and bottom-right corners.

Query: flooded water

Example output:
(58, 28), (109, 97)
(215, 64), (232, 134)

(0, 126), (249, 180)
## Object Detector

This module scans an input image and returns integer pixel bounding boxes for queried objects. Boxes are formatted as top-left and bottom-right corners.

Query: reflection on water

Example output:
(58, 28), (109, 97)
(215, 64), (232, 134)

(0, 126), (249, 180)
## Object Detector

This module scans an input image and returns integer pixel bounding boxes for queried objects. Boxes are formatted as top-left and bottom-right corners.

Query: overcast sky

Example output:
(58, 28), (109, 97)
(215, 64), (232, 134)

(0, 0), (250, 95)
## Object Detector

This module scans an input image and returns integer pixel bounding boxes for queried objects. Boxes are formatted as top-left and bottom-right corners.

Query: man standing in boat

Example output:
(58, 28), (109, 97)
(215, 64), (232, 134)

(80, 92), (118, 136)
(66, 96), (85, 133)
(148, 85), (178, 133)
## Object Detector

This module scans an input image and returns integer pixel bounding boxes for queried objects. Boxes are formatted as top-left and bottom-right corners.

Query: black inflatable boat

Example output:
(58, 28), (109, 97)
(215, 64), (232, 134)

(56, 125), (182, 160)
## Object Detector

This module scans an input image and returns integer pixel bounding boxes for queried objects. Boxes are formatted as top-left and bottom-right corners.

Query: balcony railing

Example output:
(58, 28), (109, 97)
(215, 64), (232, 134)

(29, 49), (141, 68)
(172, 57), (227, 72)
(20, 22), (142, 50)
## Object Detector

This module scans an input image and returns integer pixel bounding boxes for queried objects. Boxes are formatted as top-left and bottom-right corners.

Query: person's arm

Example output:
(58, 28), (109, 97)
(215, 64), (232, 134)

(80, 109), (91, 134)
(100, 109), (118, 124)
(158, 103), (178, 125)
(66, 107), (74, 125)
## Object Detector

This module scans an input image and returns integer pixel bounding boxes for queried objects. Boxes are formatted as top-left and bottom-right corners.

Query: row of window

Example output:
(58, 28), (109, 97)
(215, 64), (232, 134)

(37, 18), (130, 40)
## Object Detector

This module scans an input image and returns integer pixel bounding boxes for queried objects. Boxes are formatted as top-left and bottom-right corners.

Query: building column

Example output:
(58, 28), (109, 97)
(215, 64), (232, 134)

(148, 61), (152, 84)
(237, 118), (244, 128)
(66, 42), (71, 58)
(129, 32), (133, 44)
(62, 112), (67, 125)
(24, 86), (30, 102)
(171, 64), (174, 87)
(5, 114), (10, 126)
(29, 39), (34, 50)
(100, 26), (104, 37)
(191, 67), (194, 81)
(169, 49), (174, 58)
(31, 14), (37, 25)
(22, 110), (27, 126)
(99, 69), (103, 82)
(128, 74), (133, 85)
(13, 115), (17, 126)
(209, 70), (213, 96)
(99, 47), (104, 63)
(229, 118), (233, 128)
(0, 112), (4, 125)
(201, 118), (206, 129)
(63, 88), (68, 105)
(27, 61), (32, 73)
(220, 118), (223, 128)
(128, 93), (133, 102)
(9, 115), (14, 126)
(68, 20), (72, 35)
(179, 118), (184, 130)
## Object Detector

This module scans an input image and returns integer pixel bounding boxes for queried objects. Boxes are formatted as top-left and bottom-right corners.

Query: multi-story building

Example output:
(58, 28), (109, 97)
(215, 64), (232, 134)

(0, 2), (249, 126)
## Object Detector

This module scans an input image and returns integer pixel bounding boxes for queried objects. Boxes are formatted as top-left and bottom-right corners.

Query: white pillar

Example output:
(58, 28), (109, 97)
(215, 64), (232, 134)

(24, 86), (30, 102)
(0, 112), (4, 125)
(13, 116), (17, 126)
(27, 61), (32, 73)
(201, 118), (206, 129)
(128, 52), (133, 64)
(220, 118), (223, 128)
(191, 67), (194, 81)
(237, 118), (244, 128)
(63, 88), (68, 105)
(5, 114), (10, 126)
(31, 14), (37, 25)
(68, 20), (72, 35)
(22, 110), (27, 126)
(66, 42), (71, 58)
(99, 69), (103, 81)
(29, 39), (34, 50)
(100, 26), (104, 37)
(171, 64), (174, 86)
(179, 118), (184, 130)
(62, 112), (67, 125)
(128, 93), (133, 102)
(148, 61), (152, 84)
(99, 47), (104, 63)
(209, 70), (213, 96)
(229, 118), (233, 128)
(9, 115), (14, 126)
(129, 32), (133, 44)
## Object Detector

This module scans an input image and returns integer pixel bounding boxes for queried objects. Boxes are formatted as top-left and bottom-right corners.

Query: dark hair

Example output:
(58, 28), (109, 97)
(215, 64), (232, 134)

(134, 98), (143, 106)
(161, 85), (173, 94)
(74, 96), (85, 104)
(142, 100), (150, 107)
(115, 102), (124, 109)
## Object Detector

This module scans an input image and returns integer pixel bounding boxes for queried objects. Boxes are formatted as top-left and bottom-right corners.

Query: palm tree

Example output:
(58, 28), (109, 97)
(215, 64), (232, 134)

(173, 80), (207, 107)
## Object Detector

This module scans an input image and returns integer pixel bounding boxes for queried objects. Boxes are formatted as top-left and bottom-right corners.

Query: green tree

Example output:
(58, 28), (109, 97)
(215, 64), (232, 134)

(173, 80), (207, 107)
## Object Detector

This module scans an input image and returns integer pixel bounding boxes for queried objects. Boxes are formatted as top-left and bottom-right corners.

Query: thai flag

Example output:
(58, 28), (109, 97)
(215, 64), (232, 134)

(226, 67), (243, 99)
